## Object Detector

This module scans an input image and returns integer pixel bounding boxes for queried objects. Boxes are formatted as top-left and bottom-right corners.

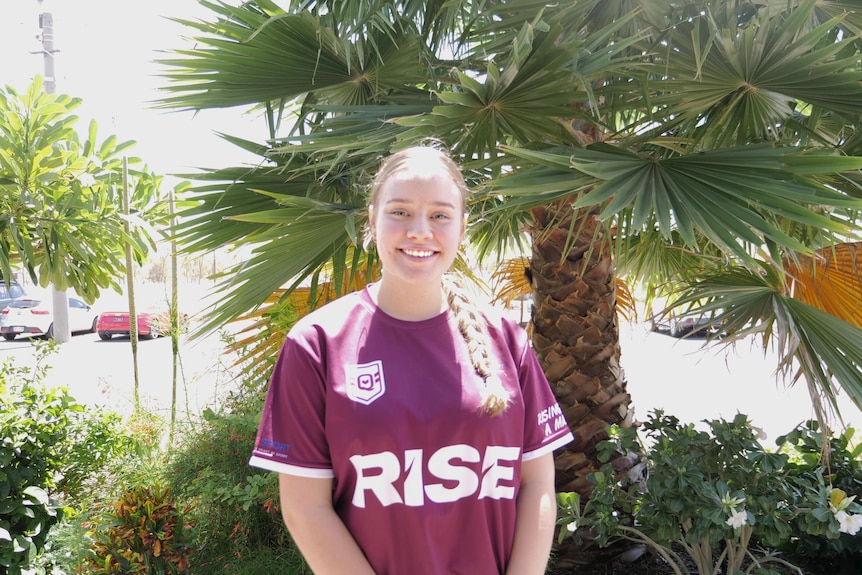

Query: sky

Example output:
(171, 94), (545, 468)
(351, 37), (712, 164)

(1, 0), (263, 185)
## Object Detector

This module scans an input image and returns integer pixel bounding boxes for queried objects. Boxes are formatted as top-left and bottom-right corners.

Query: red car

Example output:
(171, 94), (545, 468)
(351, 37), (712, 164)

(95, 306), (188, 340)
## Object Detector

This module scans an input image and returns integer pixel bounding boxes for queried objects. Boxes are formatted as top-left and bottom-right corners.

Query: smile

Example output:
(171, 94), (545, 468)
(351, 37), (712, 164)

(402, 248), (435, 258)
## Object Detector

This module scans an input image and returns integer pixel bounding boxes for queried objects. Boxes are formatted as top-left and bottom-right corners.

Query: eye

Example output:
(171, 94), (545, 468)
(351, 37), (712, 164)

(390, 208), (408, 217)
(432, 212), (451, 220)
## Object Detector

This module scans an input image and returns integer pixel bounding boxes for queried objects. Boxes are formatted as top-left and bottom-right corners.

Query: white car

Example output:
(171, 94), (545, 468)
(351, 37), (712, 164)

(0, 297), (99, 340)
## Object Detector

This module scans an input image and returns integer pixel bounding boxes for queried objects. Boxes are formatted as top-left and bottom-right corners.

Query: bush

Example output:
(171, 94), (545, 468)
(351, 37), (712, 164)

(776, 422), (862, 574)
(82, 484), (194, 574)
(60, 409), (155, 500)
(29, 509), (96, 575)
(1, 342), (166, 575)
(1, 346), (78, 574)
(164, 385), (295, 573)
(558, 410), (862, 575)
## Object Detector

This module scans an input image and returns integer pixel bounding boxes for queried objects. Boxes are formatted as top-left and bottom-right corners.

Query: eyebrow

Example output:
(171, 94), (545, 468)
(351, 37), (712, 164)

(383, 198), (458, 209)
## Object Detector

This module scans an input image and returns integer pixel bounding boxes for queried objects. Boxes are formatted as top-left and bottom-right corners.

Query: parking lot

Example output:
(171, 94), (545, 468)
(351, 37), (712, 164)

(0, 287), (249, 421)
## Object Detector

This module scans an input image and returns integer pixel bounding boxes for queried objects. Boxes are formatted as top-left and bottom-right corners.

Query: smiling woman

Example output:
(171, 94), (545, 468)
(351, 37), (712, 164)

(249, 145), (574, 575)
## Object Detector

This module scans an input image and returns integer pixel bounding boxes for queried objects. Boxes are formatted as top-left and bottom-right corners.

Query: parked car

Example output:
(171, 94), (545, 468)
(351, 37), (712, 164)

(649, 304), (723, 338)
(95, 305), (189, 340)
(0, 296), (99, 340)
(0, 280), (26, 311)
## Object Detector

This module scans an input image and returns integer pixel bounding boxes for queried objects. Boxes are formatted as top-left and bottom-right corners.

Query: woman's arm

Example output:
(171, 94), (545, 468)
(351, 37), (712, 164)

(504, 453), (557, 575)
(278, 473), (377, 575)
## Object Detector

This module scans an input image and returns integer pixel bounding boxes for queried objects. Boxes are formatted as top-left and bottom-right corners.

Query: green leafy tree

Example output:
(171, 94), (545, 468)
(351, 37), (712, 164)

(156, 0), (862, 561)
(0, 76), (165, 307)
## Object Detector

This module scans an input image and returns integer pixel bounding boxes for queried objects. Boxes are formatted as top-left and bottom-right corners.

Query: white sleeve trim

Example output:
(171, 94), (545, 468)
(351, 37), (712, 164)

(522, 432), (574, 462)
(248, 455), (335, 479)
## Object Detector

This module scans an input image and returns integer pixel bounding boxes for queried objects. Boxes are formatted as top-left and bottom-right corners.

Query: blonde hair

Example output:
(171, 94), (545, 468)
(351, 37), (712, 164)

(368, 144), (469, 212)
(369, 145), (511, 416)
(442, 274), (511, 417)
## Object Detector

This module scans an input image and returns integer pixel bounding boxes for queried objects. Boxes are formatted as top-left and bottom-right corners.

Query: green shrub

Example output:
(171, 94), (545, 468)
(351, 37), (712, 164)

(61, 408), (156, 500)
(0, 341), (168, 575)
(775, 422), (862, 574)
(27, 509), (93, 575)
(1, 346), (79, 574)
(558, 410), (862, 575)
(82, 484), (194, 574)
(164, 386), (293, 573)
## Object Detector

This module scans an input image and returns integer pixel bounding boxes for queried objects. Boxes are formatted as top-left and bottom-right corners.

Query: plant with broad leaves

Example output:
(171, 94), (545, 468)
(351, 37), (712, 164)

(0, 341), (78, 574)
(83, 484), (195, 574)
(774, 422), (862, 573)
(559, 410), (862, 575)
(0, 75), (166, 304)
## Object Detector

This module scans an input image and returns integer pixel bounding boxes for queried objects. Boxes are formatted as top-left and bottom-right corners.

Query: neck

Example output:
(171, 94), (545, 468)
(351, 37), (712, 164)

(371, 280), (446, 321)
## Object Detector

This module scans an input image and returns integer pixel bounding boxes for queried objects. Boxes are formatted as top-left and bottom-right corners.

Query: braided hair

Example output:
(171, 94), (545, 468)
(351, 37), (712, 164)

(442, 273), (512, 416)
(368, 145), (511, 417)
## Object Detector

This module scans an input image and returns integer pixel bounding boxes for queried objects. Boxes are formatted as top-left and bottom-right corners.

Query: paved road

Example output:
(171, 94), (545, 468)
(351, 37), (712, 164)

(0, 327), (241, 420)
(2, 317), (860, 442)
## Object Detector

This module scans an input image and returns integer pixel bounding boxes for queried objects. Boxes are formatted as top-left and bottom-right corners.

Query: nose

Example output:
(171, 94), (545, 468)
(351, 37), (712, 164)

(407, 218), (432, 240)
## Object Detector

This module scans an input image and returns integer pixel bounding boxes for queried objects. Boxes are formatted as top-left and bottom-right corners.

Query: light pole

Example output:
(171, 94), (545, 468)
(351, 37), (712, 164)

(35, 0), (71, 342)
(36, 2), (56, 94)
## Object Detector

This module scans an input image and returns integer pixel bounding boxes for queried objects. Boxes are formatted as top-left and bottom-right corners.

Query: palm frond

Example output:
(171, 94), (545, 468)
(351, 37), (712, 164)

(784, 242), (862, 329)
(500, 144), (862, 261)
(641, 0), (862, 147)
(158, 5), (426, 111)
(671, 263), (862, 426)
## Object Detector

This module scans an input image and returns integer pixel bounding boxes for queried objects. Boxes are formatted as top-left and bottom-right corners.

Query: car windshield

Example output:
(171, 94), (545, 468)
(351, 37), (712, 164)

(10, 300), (40, 309)
(0, 284), (23, 298)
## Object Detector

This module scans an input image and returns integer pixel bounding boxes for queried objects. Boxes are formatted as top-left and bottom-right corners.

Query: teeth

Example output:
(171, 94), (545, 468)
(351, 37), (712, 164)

(404, 249), (434, 258)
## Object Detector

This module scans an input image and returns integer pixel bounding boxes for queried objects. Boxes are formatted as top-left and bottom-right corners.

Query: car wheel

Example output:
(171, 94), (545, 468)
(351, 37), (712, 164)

(2, 334), (15, 341)
(45, 323), (54, 340)
(669, 320), (682, 338)
(147, 321), (160, 339)
(90, 318), (98, 333)
(98, 331), (112, 341)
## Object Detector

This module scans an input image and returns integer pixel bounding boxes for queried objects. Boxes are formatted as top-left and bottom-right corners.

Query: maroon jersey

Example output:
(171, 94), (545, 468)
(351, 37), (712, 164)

(250, 287), (573, 575)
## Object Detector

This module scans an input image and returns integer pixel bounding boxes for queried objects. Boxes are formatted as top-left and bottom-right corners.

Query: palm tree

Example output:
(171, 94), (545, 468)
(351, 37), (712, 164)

(156, 0), (862, 559)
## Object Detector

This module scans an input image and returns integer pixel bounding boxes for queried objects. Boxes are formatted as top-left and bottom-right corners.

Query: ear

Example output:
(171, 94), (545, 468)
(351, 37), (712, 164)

(368, 205), (377, 238)
(460, 213), (468, 240)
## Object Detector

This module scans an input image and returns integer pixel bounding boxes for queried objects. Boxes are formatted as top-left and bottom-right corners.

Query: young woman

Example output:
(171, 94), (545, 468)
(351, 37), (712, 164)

(249, 145), (574, 574)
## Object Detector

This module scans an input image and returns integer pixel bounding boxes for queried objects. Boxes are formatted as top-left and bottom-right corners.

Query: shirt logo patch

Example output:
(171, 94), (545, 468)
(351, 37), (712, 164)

(345, 360), (386, 405)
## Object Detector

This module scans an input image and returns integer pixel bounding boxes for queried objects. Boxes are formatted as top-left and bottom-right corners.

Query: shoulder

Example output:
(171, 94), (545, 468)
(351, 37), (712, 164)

(289, 289), (372, 339)
(479, 305), (530, 352)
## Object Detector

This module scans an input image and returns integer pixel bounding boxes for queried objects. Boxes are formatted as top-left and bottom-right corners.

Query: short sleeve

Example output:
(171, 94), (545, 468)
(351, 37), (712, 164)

(517, 338), (574, 460)
(249, 332), (335, 478)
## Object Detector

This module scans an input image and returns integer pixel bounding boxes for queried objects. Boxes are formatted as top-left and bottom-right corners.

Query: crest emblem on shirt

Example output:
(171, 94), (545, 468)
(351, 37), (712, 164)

(345, 360), (386, 405)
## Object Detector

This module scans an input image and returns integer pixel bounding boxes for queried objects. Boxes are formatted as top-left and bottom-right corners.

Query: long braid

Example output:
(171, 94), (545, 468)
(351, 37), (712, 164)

(442, 274), (511, 417)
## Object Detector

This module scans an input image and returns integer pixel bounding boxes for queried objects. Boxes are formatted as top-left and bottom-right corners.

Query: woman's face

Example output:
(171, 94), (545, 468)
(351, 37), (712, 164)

(370, 171), (466, 291)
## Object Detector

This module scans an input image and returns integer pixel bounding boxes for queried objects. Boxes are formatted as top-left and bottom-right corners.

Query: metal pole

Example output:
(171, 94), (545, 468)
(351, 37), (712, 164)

(37, 4), (56, 94)
(37, 1), (71, 342)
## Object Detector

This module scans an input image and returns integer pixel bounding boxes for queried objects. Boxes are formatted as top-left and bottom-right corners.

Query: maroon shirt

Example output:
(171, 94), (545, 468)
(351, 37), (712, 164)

(250, 287), (573, 575)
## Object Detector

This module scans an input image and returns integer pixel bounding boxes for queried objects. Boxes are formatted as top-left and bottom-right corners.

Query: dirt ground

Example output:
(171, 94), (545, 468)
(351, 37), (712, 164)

(548, 542), (820, 575)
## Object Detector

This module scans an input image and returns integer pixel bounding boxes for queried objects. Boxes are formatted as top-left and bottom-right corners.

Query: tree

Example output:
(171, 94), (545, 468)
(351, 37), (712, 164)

(0, 76), (164, 314)
(156, 0), (862, 560)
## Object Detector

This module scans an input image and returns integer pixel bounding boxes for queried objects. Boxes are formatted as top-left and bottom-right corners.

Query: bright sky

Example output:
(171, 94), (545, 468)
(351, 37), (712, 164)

(1, 0), (263, 185)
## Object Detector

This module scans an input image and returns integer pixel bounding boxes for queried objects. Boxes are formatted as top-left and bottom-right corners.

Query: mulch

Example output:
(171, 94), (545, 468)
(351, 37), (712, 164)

(548, 542), (822, 575)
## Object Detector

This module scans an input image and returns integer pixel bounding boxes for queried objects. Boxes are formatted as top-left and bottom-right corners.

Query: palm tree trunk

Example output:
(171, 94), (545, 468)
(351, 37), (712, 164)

(530, 201), (638, 495)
